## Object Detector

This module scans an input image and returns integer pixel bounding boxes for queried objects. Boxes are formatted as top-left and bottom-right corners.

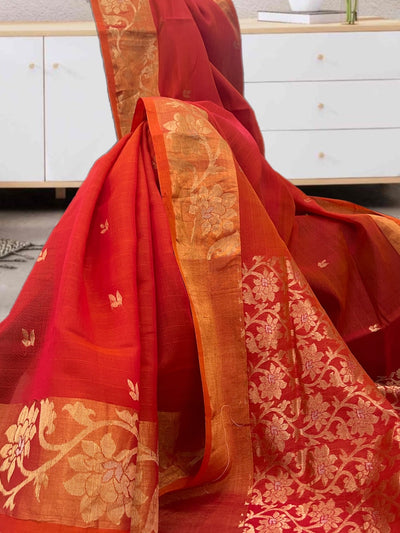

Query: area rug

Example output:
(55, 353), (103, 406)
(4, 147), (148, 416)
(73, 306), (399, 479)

(0, 238), (41, 269)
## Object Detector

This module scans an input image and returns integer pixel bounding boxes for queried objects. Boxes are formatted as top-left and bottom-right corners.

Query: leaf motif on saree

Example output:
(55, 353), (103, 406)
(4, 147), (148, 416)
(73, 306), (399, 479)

(21, 328), (35, 348)
(109, 290), (123, 309)
(62, 401), (96, 426)
(100, 219), (110, 234)
(36, 248), (48, 262)
(116, 409), (139, 430)
(39, 398), (56, 435)
(369, 324), (381, 333)
(128, 379), (139, 402)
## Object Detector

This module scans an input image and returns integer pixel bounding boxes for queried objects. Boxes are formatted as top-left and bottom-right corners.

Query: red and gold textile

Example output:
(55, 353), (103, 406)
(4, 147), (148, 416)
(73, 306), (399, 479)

(1, 0), (400, 531)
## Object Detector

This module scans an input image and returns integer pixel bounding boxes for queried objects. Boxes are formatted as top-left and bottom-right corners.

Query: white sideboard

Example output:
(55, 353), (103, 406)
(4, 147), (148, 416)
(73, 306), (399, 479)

(241, 18), (400, 184)
(0, 23), (116, 189)
(1, 19), (400, 189)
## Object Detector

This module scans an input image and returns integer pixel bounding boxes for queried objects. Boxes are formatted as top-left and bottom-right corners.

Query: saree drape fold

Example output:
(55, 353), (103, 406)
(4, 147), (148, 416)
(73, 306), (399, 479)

(2, 0), (400, 531)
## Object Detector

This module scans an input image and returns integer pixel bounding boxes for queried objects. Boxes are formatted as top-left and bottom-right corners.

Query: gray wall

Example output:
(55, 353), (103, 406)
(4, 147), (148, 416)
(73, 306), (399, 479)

(1, 0), (399, 21)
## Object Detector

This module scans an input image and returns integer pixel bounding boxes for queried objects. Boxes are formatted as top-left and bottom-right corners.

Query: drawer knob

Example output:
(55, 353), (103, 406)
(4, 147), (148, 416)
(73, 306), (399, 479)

(53, 62), (60, 69)
(318, 152), (325, 159)
(317, 53), (325, 61)
(28, 63), (36, 69)
(318, 103), (325, 110)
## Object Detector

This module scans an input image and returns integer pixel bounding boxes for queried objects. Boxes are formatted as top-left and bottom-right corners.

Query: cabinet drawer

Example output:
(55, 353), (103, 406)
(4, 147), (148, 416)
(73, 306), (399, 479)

(0, 37), (44, 181)
(264, 129), (400, 179)
(246, 80), (400, 130)
(242, 32), (400, 82)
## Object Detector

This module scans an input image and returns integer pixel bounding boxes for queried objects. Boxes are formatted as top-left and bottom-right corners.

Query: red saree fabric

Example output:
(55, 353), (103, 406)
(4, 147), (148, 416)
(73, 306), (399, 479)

(1, 0), (400, 531)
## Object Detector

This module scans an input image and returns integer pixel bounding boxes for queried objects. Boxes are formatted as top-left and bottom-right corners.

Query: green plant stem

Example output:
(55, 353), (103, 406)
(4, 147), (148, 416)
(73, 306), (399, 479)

(346, 0), (357, 24)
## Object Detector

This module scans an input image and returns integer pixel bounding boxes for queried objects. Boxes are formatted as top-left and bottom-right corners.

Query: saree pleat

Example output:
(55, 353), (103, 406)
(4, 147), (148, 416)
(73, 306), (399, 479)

(0, 126), (163, 530)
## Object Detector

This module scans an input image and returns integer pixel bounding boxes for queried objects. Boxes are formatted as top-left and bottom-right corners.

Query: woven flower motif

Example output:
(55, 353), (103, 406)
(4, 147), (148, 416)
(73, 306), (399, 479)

(0, 403), (39, 482)
(64, 433), (143, 525)
(347, 399), (379, 436)
(339, 359), (357, 384)
(256, 511), (291, 532)
(262, 472), (295, 504)
(101, 0), (130, 15)
(164, 112), (211, 137)
(309, 499), (343, 532)
(253, 270), (279, 302)
(258, 364), (287, 400)
(302, 343), (325, 380)
(311, 444), (338, 486)
(255, 315), (282, 351)
(362, 507), (393, 533)
(266, 414), (291, 452)
(304, 392), (330, 431)
(189, 184), (237, 237)
(291, 299), (318, 333)
(355, 450), (383, 485)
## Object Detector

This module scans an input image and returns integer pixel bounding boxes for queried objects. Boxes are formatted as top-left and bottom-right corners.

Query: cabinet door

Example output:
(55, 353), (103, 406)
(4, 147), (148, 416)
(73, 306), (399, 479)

(0, 37), (44, 182)
(44, 36), (116, 182)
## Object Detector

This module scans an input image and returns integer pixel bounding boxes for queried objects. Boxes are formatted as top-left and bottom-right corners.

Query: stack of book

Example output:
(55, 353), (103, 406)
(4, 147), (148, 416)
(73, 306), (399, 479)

(257, 10), (347, 24)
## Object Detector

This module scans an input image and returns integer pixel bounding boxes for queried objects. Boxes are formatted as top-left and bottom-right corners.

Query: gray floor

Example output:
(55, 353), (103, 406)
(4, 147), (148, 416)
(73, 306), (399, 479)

(1, 184), (400, 322)
(0, 189), (71, 322)
(0, 208), (64, 321)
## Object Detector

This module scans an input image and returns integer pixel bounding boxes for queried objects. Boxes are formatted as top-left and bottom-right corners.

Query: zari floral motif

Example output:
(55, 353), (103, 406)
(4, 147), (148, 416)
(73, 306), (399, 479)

(189, 184), (236, 238)
(0, 383), (158, 530)
(64, 432), (139, 524)
(162, 101), (239, 260)
(95, 0), (159, 136)
(102, 0), (130, 15)
(240, 255), (400, 532)
(0, 404), (39, 483)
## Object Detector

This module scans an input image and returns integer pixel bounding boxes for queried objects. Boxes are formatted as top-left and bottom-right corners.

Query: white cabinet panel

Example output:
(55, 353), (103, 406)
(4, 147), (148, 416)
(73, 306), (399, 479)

(45, 36), (116, 181)
(242, 32), (400, 82)
(246, 80), (400, 130)
(0, 37), (44, 181)
(264, 129), (400, 179)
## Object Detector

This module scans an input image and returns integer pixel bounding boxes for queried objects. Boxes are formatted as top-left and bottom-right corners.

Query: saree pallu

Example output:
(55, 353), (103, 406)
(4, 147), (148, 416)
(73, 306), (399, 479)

(90, 0), (400, 381)
(1, 97), (400, 532)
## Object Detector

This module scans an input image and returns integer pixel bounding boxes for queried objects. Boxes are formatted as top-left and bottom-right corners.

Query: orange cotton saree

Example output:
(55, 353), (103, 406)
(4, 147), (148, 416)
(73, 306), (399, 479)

(1, 0), (400, 531)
